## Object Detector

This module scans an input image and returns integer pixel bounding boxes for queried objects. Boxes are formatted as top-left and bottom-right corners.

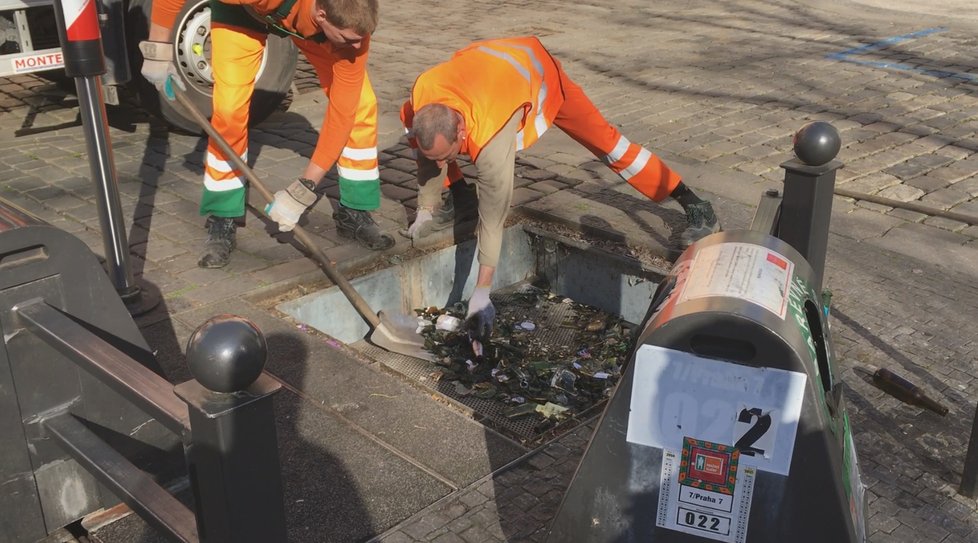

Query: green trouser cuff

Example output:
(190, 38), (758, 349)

(200, 187), (246, 217)
(338, 178), (380, 210)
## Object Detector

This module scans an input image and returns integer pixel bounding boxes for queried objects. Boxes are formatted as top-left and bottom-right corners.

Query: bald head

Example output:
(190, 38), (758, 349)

(412, 104), (461, 151)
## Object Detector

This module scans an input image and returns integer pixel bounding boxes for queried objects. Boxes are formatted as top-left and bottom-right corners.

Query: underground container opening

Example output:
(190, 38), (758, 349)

(278, 224), (666, 445)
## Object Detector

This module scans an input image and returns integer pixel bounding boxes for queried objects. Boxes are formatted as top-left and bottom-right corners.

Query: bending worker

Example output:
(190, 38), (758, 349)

(140, 0), (393, 268)
(401, 36), (720, 337)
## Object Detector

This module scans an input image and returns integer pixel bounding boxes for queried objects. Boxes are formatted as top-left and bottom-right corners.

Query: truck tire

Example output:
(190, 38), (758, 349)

(126, 0), (298, 134)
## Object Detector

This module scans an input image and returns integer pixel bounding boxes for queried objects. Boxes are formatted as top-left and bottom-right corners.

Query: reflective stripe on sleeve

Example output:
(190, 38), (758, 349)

(606, 135), (631, 165)
(620, 148), (652, 180)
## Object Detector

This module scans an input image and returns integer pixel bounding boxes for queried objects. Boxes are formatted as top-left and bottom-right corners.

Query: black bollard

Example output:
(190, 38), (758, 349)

(174, 315), (287, 542)
(778, 121), (843, 292)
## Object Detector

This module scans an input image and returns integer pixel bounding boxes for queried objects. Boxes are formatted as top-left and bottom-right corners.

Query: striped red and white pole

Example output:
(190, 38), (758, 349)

(54, 0), (106, 77)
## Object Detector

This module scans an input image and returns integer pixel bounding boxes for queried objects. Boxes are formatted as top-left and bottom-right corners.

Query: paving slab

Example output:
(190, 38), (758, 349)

(172, 299), (528, 489)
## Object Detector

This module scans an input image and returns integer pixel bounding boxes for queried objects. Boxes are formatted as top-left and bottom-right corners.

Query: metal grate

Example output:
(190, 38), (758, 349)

(352, 281), (629, 445)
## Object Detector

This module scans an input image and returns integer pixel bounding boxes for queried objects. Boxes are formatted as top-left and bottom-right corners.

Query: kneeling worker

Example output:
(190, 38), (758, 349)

(400, 36), (720, 337)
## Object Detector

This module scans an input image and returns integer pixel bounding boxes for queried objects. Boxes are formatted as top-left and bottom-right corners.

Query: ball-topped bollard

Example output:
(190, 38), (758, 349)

(792, 121), (841, 167)
(186, 314), (267, 393)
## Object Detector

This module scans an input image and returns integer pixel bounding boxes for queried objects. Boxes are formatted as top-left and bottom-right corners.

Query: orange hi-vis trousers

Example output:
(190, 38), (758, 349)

(551, 62), (680, 202)
(202, 25), (380, 218)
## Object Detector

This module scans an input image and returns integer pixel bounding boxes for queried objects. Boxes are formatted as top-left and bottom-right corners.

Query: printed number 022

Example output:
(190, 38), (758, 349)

(684, 511), (720, 531)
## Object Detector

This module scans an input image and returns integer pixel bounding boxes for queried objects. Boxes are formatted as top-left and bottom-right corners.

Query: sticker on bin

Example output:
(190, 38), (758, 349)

(627, 344), (806, 475)
(656, 440), (756, 543)
(677, 242), (794, 320)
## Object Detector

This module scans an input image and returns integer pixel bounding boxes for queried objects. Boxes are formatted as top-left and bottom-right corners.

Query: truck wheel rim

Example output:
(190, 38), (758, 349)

(174, 4), (269, 96)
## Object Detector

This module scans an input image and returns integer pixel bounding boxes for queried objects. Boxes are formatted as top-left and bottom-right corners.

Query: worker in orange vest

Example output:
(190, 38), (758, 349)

(401, 37), (721, 337)
(140, 0), (393, 269)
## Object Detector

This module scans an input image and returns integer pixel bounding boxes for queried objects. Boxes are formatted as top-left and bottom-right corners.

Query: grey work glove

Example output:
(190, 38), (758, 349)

(465, 286), (496, 340)
(265, 179), (317, 232)
(138, 41), (185, 101)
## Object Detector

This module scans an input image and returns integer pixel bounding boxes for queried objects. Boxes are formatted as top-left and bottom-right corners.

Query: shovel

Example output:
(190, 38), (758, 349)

(169, 83), (434, 362)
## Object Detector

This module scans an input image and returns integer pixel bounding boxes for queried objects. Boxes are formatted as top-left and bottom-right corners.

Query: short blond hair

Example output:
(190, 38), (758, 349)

(317, 0), (379, 35)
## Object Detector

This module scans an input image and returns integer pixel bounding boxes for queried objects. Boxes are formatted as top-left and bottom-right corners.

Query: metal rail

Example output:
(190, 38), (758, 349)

(44, 413), (198, 543)
(835, 187), (978, 225)
(15, 299), (191, 437)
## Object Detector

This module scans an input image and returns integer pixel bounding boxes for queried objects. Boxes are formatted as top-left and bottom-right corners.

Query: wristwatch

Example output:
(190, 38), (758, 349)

(297, 177), (317, 191)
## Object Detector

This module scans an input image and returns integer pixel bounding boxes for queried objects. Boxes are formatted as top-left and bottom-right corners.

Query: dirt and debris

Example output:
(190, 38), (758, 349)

(416, 284), (635, 433)
(518, 217), (673, 272)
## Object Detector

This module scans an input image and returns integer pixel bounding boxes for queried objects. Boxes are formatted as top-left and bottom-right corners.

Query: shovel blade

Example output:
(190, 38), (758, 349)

(370, 311), (436, 362)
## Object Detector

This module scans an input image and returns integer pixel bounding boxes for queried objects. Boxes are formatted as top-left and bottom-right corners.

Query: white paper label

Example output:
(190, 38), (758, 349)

(678, 242), (794, 319)
(627, 345), (806, 475)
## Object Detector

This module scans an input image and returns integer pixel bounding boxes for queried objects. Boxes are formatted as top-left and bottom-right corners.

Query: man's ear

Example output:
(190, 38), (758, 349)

(456, 113), (466, 141)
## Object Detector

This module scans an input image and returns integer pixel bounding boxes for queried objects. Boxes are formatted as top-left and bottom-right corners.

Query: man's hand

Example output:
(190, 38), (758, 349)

(465, 286), (496, 339)
(138, 41), (184, 100)
(265, 179), (317, 232)
(406, 207), (434, 239)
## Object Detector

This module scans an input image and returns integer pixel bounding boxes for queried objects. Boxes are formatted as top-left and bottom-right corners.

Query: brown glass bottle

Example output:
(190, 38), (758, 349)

(872, 368), (948, 416)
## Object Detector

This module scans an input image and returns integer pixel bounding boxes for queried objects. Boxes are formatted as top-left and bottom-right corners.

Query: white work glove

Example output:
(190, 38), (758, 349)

(407, 207), (434, 238)
(138, 41), (185, 101)
(265, 179), (317, 232)
(465, 286), (496, 339)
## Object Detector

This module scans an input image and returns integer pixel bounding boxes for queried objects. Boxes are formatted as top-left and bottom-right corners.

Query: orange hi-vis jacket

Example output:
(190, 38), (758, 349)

(401, 36), (683, 269)
(405, 37), (564, 163)
(402, 36), (681, 205)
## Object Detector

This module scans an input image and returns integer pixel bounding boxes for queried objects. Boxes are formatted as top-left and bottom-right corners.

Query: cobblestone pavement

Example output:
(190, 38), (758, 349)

(3, 1), (978, 542)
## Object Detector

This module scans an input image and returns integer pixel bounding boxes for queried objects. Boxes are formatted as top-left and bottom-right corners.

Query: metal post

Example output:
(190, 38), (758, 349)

(174, 316), (288, 542)
(53, 0), (147, 313)
(960, 402), (978, 497)
(777, 122), (843, 291)
(75, 78), (137, 293)
(750, 188), (783, 235)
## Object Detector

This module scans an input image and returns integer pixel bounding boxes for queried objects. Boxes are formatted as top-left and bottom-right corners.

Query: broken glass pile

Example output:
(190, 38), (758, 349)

(416, 284), (634, 427)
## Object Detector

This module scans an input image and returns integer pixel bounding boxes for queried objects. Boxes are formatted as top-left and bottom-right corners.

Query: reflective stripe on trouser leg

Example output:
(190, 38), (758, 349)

(336, 73), (381, 210)
(200, 24), (266, 217)
(551, 65), (680, 202)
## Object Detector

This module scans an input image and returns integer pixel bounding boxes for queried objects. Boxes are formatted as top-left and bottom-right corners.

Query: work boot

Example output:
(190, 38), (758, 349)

(432, 182), (479, 228)
(198, 216), (237, 268)
(333, 205), (395, 250)
(679, 201), (721, 248)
